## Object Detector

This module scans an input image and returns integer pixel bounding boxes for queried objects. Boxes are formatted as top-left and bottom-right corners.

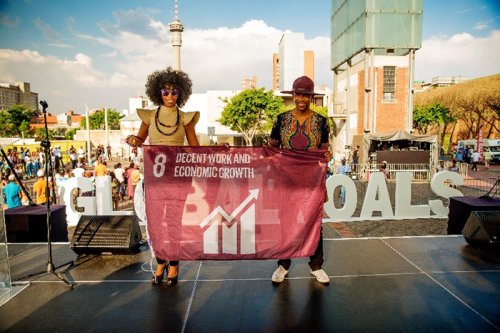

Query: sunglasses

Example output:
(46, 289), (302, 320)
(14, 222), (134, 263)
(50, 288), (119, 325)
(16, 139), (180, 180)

(161, 88), (179, 97)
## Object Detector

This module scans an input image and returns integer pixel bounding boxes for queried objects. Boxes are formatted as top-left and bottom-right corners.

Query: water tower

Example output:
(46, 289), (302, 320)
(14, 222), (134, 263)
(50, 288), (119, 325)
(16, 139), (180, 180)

(330, 0), (423, 151)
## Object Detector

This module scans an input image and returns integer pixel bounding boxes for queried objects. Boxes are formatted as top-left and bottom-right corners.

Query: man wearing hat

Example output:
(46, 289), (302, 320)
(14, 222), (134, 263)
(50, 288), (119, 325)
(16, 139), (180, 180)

(33, 169), (49, 205)
(268, 75), (331, 285)
(3, 174), (22, 209)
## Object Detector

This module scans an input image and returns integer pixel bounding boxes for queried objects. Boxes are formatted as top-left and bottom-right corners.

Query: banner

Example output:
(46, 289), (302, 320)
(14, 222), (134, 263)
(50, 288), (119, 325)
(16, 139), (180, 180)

(143, 146), (327, 260)
(477, 129), (484, 161)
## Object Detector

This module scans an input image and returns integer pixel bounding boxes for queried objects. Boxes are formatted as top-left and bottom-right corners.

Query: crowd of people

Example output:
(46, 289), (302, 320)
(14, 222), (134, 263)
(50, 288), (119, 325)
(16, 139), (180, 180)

(1, 144), (142, 210)
(452, 146), (493, 171)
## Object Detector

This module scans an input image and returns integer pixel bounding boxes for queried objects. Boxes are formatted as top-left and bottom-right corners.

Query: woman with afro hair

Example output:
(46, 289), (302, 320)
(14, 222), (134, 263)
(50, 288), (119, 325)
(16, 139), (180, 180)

(127, 67), (199, 286)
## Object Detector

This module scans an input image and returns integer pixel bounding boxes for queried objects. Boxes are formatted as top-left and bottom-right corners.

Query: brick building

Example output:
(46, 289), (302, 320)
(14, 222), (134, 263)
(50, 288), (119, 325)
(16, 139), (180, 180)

(330, 0), (423, 158)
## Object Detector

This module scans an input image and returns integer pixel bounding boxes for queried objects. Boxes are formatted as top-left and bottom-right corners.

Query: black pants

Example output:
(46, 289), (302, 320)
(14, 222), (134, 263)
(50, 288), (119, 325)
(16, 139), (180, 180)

(472, 162), (478, 171)
(277, 227), (324, 271)
(156, 258), (178, 267)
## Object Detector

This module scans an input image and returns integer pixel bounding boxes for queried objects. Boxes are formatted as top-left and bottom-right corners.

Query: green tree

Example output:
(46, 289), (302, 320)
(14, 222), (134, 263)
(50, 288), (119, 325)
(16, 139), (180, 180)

(0, 104), (38, 137)
(80, 108), (123, 130)
(311, 104), (337, 136)
(34, 127), (57, 140)
(19, 120), (31, 141)
(64, 128), (78, 140)
(413, 103), (455, 145)
(219, 88), (284, 146)
(414, 74), (500, 140)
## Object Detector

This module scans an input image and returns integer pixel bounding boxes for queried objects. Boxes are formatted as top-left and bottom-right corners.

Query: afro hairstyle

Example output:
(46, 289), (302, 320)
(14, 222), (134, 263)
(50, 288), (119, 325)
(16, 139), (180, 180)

(145, 67), (192, 107)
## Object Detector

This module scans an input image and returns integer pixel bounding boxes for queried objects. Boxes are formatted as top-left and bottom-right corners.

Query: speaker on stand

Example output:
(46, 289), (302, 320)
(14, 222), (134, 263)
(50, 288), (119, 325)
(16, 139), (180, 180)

(71, 215), (142, 255)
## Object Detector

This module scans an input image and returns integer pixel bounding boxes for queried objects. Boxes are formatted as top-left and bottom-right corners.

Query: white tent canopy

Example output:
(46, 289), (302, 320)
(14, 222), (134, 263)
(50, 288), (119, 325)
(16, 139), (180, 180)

(362, 130), (438, 165)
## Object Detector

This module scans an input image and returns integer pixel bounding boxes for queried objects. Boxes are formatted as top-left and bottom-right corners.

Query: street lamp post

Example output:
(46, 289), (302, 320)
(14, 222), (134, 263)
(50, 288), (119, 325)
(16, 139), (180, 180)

(85, 103), (91, 167)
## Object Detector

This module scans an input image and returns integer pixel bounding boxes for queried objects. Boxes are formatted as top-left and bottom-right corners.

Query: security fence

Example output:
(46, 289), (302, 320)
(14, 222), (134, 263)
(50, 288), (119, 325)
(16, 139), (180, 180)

(349, 162), (469, 182)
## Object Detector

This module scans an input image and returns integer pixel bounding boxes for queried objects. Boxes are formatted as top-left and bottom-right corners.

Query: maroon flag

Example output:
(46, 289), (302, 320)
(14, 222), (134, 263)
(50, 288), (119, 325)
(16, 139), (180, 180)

(477, 129), (484, 162)
(143, 146), (326, 260)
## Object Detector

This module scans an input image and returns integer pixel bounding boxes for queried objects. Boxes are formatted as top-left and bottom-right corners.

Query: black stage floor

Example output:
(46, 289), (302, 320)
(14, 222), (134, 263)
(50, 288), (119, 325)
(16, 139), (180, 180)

(1, 236), (499, 333)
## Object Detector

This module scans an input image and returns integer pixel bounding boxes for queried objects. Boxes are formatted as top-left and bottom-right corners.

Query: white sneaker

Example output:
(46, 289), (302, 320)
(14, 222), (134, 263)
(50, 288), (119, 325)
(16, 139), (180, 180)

(271, 265), (288, 283)
(310, 269), (330, 284)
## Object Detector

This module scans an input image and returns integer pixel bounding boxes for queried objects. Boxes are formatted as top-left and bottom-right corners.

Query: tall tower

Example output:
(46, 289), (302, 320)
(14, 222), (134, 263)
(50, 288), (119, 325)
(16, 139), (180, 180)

(169, 0), (184, 70)
(275, 33), (314, 91)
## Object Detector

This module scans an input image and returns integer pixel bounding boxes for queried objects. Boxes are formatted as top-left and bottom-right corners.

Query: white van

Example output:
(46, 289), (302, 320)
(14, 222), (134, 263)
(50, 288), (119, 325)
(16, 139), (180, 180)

(484, 138), (500, 164)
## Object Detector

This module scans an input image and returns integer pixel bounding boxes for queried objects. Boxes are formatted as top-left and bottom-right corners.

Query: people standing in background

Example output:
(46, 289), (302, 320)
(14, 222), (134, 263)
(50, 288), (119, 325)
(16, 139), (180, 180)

(448, 159), (459, 173)
(126, 162), (135, 200)
(77, 146), (85, 161)
(327, 155), (335, 178)
(19, 148), (26, 175)
(336, 157), (351, 204)
(93, 156), (107, 176)
(24, 150), (32, 178)
(352, 145), (359, 172)
(379, 160), (390, 180)
(106, 145), (112, 161)
(483, 148), (492, 169)
(436, 159), (446, 173)
(3, 174), (22, 209)
(33, 169), (48, 205)
(471, 150), (480, 171)
(31, 151), (39, 177)
(113, 163), (125, 201)
(130, 164), (141, 197)
(69, 149), (78, 169)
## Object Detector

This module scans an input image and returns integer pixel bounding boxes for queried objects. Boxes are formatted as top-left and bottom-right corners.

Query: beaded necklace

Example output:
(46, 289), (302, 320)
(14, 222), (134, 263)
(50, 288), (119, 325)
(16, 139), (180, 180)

(154, 105), (180, 136)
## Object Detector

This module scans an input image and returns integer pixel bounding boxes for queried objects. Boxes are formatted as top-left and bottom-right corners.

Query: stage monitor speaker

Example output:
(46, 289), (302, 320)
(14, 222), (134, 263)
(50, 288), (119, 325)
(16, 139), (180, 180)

(71, 215), (142, 255)
(462, 210), (500, 248)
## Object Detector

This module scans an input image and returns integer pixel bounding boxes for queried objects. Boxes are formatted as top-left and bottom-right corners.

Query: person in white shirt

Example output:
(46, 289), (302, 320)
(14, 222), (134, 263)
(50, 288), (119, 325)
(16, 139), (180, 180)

(69, 151), (78, 169)
(471, 150), (480, 171)
(436, 160), (446, 173)
(113, 163), (125, 200)
(77, 147), (85, 160)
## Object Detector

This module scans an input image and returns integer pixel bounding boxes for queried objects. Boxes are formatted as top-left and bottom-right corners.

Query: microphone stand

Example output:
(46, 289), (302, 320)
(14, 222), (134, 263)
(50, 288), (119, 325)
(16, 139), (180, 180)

(40, 100), (73, 288)
(480, 178), (500, 200)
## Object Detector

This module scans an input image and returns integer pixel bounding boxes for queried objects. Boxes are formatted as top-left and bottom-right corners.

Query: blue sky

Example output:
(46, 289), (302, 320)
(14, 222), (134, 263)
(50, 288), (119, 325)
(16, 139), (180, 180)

(0, 0), (499, 114)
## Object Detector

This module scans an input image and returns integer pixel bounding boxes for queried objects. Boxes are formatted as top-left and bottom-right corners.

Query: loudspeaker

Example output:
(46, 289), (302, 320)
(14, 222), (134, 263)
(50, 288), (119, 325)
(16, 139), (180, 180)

(5, 205), (68, 242)
(462, 210), (500, 248)
(71, 215), (142, 255)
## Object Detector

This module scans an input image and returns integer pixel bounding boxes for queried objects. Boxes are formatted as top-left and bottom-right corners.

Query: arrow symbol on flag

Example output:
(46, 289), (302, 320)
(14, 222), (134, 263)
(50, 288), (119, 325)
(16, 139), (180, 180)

(200, 189), (259, 228)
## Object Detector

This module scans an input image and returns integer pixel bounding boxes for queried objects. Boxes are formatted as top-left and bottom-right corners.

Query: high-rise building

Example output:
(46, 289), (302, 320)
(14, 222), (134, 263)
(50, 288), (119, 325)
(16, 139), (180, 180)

(304, 51), (314, 81)
(272, 53), (280, 90)
(273, 33), (314, 91)
(0, 82), (39, 111)
(430, 76), (469, 87)
(242, 76), (257, 90)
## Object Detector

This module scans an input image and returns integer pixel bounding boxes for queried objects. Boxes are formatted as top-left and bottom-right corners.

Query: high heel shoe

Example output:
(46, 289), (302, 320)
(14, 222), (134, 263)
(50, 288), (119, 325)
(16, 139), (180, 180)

(151, 264), (167, 285)
(166, 265), (178, 286)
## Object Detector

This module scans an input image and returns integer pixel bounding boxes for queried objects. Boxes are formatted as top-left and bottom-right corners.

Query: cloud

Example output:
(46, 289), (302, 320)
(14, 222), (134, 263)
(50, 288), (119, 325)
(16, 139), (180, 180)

(6, 13), (497, 116)
(98, 7), (162, 39)
(47, 43), (73, 49)
(0, 14), (21, 28)
(456, 8), (472, 14)
(473, 19), (494, 31)
(0, 49), (139, 113)
(33, 17), (63, 43)
(415, 30), (500, 82)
